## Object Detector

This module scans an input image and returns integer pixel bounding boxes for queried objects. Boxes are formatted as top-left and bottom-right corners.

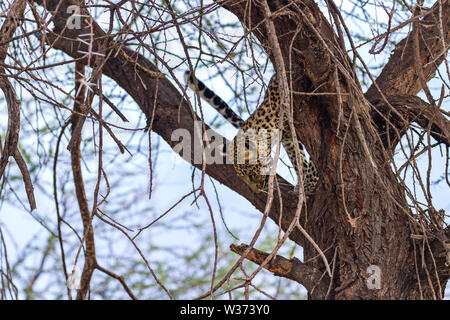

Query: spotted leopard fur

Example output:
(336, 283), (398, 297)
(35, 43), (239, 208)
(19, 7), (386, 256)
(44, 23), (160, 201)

(185, 71), (318, 195)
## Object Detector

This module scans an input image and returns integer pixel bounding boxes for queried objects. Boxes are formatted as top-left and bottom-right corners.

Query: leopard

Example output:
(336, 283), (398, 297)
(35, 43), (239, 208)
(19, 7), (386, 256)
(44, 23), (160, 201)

(185, 71), (318, 195)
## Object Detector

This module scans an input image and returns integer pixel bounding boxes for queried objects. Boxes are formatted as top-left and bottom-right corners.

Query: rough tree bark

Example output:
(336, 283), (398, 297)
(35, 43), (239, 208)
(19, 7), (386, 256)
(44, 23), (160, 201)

(26, 0), (450, 299)
(220, 0), (450, 299)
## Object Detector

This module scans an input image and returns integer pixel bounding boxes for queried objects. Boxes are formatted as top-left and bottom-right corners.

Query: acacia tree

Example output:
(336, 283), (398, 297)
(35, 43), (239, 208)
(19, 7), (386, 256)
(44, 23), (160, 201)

(0, 0), (448, 300)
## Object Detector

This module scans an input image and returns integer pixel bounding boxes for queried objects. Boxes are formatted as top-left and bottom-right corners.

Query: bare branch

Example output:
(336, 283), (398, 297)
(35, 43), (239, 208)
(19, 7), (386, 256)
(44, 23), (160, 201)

(365, 0), (449, 100)
(230, 243), (329, 299)
(0, 0), (35, 211)
(372, 94), (450, 148)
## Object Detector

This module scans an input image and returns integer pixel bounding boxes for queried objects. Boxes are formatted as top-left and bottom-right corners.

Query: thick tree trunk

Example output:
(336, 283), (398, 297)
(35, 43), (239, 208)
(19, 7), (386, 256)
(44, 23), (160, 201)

(218, 0), (449, 299)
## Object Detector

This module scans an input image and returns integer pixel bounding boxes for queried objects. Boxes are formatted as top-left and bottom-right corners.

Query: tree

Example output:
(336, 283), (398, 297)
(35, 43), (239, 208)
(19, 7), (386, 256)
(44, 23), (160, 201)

(0, 0), (448, 300)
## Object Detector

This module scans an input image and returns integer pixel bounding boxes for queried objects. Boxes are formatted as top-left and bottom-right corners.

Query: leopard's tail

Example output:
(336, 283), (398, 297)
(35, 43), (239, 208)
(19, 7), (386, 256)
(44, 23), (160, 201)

(184, 71), (244, 128)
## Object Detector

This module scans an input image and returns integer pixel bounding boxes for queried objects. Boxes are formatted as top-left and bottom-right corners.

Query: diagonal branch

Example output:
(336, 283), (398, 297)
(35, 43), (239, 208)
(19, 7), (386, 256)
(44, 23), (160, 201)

(230, 243), (330, 299)
(365, 0), (449, 149)
(365, 0), (449, 100)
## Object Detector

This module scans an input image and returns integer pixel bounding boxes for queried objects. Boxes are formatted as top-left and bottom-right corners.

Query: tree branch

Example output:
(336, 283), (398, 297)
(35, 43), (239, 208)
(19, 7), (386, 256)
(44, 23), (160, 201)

(372, 94), (450, 148)
(365, 0), (449, 100)
(230, 243), (330, 299)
